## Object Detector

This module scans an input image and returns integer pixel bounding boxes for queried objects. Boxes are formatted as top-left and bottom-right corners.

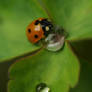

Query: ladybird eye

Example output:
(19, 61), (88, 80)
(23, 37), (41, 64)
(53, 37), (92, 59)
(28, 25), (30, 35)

(34, 35), (38, 38)
(28, 29), (31, 33)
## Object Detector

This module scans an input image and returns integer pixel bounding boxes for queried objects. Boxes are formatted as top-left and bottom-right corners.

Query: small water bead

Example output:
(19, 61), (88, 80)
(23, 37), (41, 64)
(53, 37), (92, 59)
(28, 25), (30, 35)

(36, 83), (50, 92)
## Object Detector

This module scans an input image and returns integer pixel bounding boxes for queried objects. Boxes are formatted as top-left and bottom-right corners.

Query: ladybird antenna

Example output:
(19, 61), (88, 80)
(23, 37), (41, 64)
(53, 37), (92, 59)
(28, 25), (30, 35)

(37, 0), (54, 23)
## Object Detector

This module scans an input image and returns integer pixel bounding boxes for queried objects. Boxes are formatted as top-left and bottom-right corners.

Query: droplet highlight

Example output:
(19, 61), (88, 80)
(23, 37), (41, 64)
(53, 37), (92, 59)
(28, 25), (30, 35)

(36, 83), (50, 92)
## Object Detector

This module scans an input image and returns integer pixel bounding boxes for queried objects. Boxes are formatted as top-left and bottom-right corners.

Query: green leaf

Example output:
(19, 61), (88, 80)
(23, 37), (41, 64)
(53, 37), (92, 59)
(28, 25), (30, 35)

(70, 58), (92, 92)
(8, 42), (80, 92)
(42, 0), (92, 40)
(0, 0), (48, 62)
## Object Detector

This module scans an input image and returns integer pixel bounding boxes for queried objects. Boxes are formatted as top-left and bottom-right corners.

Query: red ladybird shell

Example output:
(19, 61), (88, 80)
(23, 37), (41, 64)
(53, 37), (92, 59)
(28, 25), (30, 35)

(26, 18), (45, 43)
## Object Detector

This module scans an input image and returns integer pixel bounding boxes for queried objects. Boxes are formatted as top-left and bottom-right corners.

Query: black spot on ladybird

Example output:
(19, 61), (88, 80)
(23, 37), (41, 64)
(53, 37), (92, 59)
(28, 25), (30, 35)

(34, 35), (38, 38)
(28, 29), (31, 33)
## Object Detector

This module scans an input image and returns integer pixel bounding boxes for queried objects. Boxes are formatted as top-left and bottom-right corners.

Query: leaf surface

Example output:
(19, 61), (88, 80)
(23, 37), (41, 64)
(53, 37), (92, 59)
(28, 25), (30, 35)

(8, 42), (80, 92)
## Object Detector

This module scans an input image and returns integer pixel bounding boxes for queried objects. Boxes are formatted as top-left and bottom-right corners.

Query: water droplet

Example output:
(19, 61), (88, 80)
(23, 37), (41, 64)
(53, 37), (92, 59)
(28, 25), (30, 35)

(45, 33), (65, 52)
(36, 83), (50, 92)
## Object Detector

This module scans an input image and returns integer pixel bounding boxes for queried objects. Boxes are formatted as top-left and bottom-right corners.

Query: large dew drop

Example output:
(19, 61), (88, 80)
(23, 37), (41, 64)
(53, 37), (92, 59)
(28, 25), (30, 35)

(45, 33), (65, 52)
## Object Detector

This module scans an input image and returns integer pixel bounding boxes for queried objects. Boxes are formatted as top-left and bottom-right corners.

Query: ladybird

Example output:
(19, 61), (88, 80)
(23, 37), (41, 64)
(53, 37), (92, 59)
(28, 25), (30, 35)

(26, 18), (53, 43)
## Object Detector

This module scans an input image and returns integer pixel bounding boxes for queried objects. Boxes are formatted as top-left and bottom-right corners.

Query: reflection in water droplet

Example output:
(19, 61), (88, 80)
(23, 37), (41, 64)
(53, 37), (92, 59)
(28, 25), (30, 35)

(36, 83), (50, 92)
